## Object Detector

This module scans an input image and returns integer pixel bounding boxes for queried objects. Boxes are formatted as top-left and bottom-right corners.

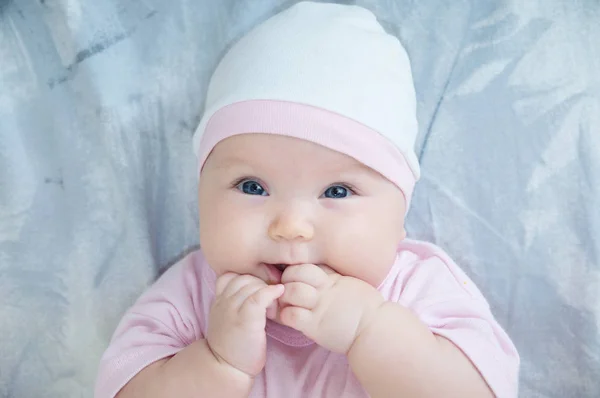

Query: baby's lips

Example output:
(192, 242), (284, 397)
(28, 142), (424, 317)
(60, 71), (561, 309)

(262, 263), (283, 284)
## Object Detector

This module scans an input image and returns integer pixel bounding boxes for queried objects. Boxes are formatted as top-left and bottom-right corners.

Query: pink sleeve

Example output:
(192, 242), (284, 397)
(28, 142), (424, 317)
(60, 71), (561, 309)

(94, 252), (206, 398)
(397, 243), (520, 398)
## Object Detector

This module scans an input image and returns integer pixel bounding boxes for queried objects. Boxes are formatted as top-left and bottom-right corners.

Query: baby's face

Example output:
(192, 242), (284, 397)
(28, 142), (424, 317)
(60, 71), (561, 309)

(198, 133), (407, 287)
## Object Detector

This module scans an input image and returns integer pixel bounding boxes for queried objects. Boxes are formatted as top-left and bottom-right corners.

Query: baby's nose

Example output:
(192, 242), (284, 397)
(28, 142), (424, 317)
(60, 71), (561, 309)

(268, 205), (314, 242)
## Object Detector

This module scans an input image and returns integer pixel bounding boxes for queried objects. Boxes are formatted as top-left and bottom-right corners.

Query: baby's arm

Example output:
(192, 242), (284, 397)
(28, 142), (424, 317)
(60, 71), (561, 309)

(277, 257), (518, 398)
(116, 338), (252, 398)
(345, 249), (519, 398)
(95, 253), (283, 398)
(347, 302), (493, 397)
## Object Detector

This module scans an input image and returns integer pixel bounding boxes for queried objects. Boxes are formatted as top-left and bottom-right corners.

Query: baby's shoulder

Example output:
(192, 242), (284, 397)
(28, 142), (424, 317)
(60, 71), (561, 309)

(383, 239), (488, 309)
(156, 249), (207, 284)
(145, 248), (215, 304)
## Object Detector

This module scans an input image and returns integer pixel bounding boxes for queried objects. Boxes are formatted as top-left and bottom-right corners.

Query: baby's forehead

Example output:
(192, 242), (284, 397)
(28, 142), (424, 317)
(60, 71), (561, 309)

(205, 133), (376, 176)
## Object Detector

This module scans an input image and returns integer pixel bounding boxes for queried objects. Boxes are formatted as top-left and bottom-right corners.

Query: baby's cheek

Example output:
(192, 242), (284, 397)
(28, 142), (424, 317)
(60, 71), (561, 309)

(333, 230), (396, 287)
(211, 230), (251, 273)
(206, 215), (263, 275)
(354, 252), (394, 287)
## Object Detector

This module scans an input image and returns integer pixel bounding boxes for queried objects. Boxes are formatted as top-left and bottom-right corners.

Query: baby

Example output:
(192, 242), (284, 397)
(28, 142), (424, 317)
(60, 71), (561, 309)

(95, 2), (519, 397)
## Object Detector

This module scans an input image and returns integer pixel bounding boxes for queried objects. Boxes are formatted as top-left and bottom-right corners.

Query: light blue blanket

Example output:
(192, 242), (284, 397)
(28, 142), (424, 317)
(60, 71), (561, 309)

(1, 1), (598, 397)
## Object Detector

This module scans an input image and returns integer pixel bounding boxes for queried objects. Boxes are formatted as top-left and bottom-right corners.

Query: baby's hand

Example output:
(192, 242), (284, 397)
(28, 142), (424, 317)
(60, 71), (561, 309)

(207, 273), (284, 378)
(278, 264), (384, 354)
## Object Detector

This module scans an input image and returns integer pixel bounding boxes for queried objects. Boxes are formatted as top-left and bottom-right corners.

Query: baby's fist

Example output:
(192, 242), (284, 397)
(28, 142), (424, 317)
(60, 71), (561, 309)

(207, 273), (284, 377)
(278, 264), (384, 354)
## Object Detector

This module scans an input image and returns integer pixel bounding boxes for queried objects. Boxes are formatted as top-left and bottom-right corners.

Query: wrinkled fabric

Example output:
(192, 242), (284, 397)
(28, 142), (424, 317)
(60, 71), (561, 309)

(0, 0), (598, 397)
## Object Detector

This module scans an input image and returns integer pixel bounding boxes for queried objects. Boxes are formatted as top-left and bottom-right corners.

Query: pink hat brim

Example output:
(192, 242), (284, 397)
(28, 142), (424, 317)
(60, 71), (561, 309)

(196, 100), (416, 205)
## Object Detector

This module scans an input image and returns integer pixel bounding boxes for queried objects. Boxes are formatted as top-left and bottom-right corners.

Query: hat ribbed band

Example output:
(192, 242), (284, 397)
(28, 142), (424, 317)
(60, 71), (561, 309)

(196, 100), (416, 204)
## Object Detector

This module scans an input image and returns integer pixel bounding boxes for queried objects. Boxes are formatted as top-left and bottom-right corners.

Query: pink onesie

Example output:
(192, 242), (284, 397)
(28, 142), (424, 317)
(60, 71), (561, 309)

(95, 239), (519, 397)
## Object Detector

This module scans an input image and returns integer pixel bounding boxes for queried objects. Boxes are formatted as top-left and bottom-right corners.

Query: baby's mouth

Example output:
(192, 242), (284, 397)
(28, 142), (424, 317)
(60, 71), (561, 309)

(274, 264), (287, 272)
(264, 263), (290, 271)
(262, 263), (289, 284)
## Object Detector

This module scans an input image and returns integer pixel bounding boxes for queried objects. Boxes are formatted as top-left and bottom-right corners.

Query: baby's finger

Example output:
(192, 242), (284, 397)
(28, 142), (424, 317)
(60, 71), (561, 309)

(280, 306), (313, 334)
(222, 274), (264, 298)
(266, 301), (278, 320)
(229, 282), (265, 308)
(279, 282), (318, 309)
(317, 264), (337, 276)
(240, 284), (285, 316)
(215, 272), (239, 296)
(281, 264), (328, 287)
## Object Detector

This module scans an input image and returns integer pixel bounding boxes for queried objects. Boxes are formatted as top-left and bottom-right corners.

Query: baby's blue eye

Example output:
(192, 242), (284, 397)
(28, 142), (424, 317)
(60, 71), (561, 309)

(322, 185), (351, 199)
(237, 180), (267, 196)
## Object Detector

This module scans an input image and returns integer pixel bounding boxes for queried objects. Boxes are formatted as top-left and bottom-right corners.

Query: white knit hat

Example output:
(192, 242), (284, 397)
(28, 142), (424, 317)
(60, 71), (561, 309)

(193, 1), (420, 204)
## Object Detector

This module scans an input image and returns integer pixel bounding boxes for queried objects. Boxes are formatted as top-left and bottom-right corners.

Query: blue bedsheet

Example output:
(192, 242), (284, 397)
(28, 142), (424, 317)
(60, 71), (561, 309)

(1, 1), (598, 396)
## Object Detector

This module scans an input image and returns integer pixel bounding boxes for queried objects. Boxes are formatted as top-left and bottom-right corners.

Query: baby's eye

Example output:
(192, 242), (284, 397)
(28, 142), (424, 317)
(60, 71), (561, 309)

(237, 179), (268, 196)
(322, 185), (352, 199)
